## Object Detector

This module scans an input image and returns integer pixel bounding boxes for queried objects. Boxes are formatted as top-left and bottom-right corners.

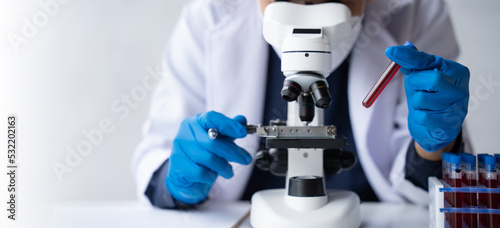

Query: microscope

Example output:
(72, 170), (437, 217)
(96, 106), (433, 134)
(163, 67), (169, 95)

(248, 2), (361, 227)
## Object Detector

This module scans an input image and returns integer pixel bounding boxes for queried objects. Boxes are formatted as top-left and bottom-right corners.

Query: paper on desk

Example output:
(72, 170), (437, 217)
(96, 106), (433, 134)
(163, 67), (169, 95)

(51, 201), (252, 228)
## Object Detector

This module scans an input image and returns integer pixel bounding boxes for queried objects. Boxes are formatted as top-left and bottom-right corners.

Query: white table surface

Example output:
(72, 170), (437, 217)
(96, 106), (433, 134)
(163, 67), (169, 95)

(51, 201), (429, 228)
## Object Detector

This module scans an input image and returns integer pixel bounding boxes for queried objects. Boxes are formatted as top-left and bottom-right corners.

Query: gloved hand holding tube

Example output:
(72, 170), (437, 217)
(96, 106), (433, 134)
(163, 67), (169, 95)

(385, 42), (470, 152)
(166, 111), (252, 204)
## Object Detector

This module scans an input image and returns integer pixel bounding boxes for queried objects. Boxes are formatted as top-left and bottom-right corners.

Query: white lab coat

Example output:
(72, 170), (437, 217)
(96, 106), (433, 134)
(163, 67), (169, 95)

(132, 0), (471, 206)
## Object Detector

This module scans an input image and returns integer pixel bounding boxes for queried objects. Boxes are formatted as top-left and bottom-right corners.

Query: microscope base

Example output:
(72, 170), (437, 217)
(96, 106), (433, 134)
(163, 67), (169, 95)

(250, 189), (360, 228)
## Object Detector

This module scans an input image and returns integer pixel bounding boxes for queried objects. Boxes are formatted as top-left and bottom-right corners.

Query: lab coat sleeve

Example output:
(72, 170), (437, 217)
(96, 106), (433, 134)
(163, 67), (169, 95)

(131, 0), (225, 205)
(405, 133), (465, 190)
(388, 0), (471, 206)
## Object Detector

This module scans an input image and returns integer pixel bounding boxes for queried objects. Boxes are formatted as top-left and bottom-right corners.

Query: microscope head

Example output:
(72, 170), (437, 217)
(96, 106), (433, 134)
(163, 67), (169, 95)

(263, 2), (353, 109)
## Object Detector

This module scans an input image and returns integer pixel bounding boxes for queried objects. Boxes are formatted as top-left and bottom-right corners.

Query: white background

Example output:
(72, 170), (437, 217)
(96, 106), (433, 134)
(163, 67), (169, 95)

(0, 0), (499, 227)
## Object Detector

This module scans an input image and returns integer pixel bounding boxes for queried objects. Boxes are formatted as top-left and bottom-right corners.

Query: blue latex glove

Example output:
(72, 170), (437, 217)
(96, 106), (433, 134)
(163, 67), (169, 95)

(166, 111), (252, 204)
(386, 42), (470, 152)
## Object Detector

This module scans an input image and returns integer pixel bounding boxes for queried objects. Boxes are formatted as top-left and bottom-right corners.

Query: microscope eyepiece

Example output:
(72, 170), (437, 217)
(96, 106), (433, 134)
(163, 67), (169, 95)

(281, 80), (302, 102)
(310, 81), (332, 109)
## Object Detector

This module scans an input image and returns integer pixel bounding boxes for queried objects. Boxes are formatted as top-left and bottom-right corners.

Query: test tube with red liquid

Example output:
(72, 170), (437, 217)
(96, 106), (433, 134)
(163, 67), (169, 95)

(448, 154), (463, 228)
(443, 153), (451, 209)
(443, 153), (451, 184)
(362, 41), (415, 108)
(478, 154), (488, 185)
(443, 153), (452, 226)
(495, 154), (500, 187)
(477, 154), (488, 209)
(461, 153), (478, 228)
(480, 156), (499, 228)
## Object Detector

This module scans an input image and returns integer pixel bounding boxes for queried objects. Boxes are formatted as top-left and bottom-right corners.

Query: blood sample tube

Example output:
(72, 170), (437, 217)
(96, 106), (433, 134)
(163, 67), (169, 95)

(462, 153), (478, 228)
(478, 154), (488, 186)
(477, 153), (488, 215)
(462, 154), (478, 205)
(449, 154), (463, 228)
(443, 153), (454, 209)
(443, 153), (451, 184)
(458, 152), (466, 184)
(495, 154), (500, 187)
(443, 153), (454, 226)
(362, 41), (415, 108)
(480, 156), (499, 228)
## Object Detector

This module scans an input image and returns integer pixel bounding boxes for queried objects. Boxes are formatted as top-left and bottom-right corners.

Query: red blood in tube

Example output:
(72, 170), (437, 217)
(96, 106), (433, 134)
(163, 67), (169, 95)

(487, 179), (499, 228)
(445, 180), (453, 226)
(485, 179), (499, 209)
(362, 62), (401, 108)
(445, 173), (449, 201)
(449, 178), (463, 207)
(450, 175), (463, 228)
(463, 177), (478, 228)
(463, 176), (478, 228)
(464, 178), (478, 206)
(480, 176), (499, 227)
(463, 167), (478, 206)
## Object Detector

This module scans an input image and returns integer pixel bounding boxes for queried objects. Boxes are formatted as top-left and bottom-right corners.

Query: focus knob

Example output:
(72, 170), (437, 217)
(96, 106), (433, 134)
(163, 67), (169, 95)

(340, 150), (356, 170)
(255, 150), (270, 171)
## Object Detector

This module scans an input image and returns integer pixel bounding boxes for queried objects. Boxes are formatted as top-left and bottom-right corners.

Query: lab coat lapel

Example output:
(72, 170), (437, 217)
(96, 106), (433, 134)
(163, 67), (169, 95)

(205, 0), (268, 201)
(348, 15), (404, 202)
(206, 3), (268, 126)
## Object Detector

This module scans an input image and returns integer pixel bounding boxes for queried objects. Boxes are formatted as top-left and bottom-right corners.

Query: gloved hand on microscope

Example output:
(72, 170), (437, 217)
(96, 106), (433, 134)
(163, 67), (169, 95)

(166, 111), (252, 204)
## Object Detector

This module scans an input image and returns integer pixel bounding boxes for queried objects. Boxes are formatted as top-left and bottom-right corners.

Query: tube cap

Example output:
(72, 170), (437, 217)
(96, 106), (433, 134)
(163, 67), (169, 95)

(478, 153), (489, 163)
(462, 154), (476, 163)
(495, 154), (500, 163)
(442, 153), (451, 163)
(461, 153), (476, 169)
(449, 154), (462, 165)
(485, 156), (496, 166)
(484, 156), (497, 172)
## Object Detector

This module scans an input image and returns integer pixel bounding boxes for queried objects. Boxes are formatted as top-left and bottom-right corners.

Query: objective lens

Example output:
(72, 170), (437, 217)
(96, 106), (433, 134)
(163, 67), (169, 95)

(281, 80), (302, 102)
(298, 93), (314, 123)
(310, 81), (332, 109)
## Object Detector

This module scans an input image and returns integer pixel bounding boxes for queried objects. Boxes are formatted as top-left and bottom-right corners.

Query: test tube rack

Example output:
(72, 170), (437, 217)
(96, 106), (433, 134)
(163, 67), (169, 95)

(430, 177), (500, 228)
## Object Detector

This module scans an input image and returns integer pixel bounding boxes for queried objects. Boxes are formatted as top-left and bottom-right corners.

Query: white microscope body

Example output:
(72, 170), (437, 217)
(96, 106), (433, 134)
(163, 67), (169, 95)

(250, 2), (361, 227)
